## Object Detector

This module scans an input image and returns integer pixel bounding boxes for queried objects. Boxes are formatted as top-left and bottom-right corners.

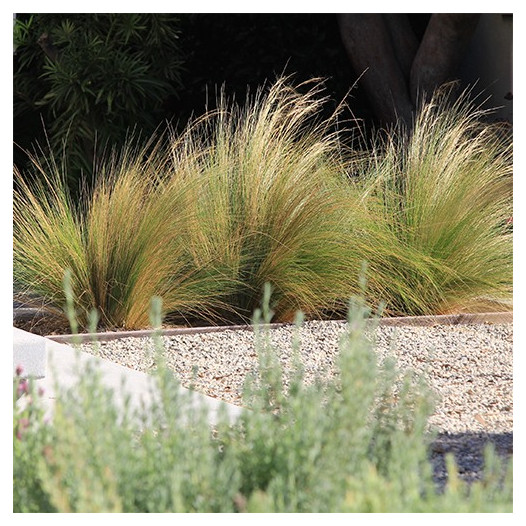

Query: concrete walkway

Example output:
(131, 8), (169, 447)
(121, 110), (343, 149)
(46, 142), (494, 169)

(13, 328), (243, 425)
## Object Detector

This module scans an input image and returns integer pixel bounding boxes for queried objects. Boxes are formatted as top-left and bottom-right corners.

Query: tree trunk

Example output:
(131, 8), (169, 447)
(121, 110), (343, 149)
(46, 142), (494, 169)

(383, 14), (419, 79)
(410, 14), (480, 104)
(338, 13), (480, 128)
(338, 14), (414, 127)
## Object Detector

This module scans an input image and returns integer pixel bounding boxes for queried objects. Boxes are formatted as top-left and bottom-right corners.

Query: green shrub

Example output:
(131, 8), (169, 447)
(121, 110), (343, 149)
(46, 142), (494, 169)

(358, 85), (513, 315)
(13, 14), (183, 185)
(13, 290), (512, 512)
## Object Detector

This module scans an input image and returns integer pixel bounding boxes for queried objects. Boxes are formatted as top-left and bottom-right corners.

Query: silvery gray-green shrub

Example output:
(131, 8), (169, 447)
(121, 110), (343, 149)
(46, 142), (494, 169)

(13, 289), (512, 512)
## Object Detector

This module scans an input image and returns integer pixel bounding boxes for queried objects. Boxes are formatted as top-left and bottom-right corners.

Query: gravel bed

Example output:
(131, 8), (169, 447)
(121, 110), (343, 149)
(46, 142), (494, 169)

(79, 321), (512, 433)
(79, 321), (513, 487)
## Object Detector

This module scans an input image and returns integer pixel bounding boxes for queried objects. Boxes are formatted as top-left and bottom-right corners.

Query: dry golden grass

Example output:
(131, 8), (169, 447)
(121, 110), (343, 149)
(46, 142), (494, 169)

(172, 78), (372, 321)
(14, 140), (227, 329)
(358, 85), (513, 315)
(13, 80), (513, 329)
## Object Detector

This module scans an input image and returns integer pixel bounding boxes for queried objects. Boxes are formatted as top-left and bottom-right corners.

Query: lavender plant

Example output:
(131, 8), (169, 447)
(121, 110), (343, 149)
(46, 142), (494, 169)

(13, 289), (512, 512)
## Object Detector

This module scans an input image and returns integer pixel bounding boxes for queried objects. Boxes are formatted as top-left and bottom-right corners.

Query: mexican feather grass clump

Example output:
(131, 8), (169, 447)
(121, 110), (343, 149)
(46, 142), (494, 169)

(13, 140), (227, 329)
(13, 78), (512, 330)
(359, 86), (513, 315)
(170, 77), (370, 322)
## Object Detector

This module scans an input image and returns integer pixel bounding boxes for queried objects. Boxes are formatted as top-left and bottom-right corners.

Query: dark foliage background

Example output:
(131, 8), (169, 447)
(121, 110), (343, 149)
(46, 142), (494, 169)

(170, 13), (431, 126)
(14, 13), (432, 191)
(13, 13), (183, 187)
(172, 14), (369, 126)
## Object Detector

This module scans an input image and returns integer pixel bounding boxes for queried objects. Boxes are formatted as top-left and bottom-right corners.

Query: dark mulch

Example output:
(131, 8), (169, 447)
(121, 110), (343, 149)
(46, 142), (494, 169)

(13, 315), (73, 336)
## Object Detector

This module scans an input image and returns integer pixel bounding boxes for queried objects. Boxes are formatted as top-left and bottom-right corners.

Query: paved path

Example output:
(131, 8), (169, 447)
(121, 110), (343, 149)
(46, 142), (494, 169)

(13, 328), (243, 425)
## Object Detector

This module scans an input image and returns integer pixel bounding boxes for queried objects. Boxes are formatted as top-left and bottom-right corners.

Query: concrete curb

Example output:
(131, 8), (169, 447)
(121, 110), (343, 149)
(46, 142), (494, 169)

(13, 328), (244, 425)
(43, 311), (513, 345)
(13, 327), (47, 378)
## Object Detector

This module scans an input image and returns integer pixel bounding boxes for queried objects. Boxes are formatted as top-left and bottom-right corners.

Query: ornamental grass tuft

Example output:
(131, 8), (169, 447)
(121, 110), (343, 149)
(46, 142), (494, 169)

(357, 85), (513, 315)
(168, 77), (371, 322)
(13, 140), (229, 330)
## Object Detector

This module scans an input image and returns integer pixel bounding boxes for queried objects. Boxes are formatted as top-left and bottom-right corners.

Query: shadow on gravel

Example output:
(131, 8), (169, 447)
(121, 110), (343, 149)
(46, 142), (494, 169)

(429, 431), (513, 490)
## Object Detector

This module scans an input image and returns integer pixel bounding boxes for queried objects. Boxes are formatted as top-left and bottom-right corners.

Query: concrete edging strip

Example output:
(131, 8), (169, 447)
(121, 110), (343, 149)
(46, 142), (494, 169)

(13, 327), (47, 378)
(43, 311), (513, 345)
(14, 329), (243, 425)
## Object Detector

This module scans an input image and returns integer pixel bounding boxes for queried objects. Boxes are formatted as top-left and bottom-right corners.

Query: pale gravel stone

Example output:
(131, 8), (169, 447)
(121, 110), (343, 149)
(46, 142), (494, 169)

(80, 321), (513, 435)
(79, 321), (513, 487)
